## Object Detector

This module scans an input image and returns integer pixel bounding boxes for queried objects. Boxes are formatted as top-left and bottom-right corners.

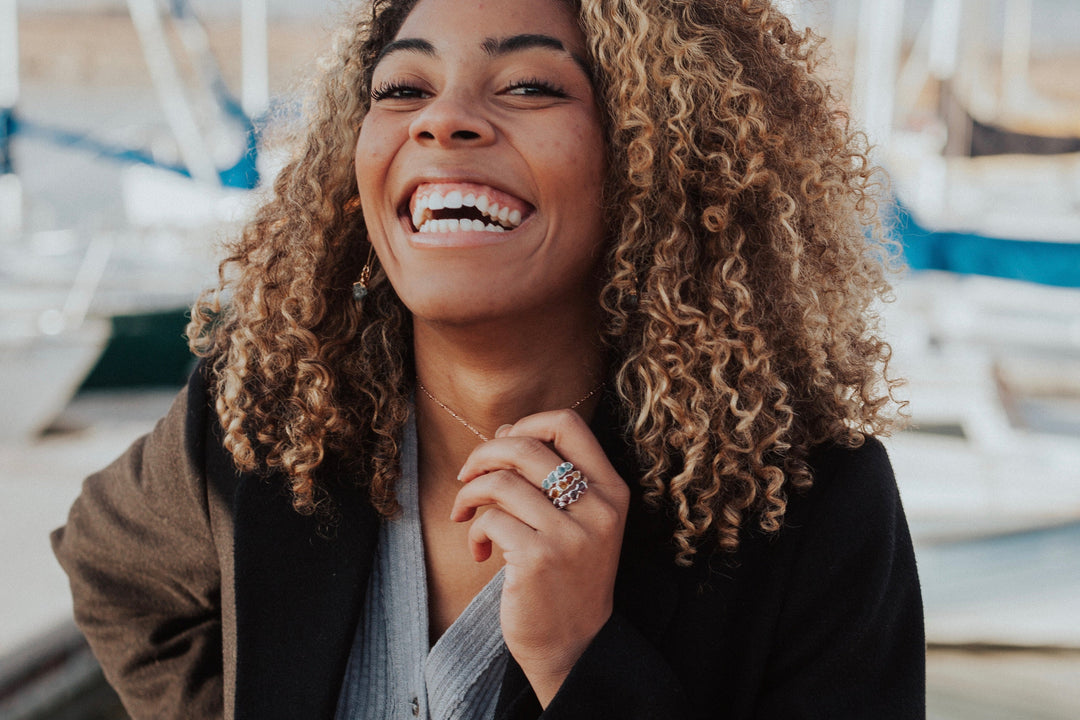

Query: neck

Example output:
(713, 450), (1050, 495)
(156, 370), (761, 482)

(412, 306), (607, 487)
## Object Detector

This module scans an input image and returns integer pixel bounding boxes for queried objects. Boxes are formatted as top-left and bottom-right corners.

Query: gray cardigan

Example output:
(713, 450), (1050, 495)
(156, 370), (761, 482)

(335, 413), (507, 719)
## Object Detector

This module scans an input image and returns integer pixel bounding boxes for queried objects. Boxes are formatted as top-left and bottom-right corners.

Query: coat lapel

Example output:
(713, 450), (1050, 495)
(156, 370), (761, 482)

(231, 463), (379, 720)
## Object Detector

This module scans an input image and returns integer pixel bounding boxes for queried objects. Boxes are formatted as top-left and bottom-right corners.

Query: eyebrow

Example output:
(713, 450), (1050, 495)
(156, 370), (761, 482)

(374, 33), (593, 82)
(373, 37), (437, 68)
(481, 33), (567, 57)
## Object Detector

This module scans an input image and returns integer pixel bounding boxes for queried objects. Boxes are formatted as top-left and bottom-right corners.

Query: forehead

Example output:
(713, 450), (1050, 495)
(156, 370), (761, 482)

(394, 0), (585, 54)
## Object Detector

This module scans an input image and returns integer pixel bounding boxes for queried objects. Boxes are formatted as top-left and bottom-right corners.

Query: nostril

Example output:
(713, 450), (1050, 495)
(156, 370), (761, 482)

(416, 129), (481, 142)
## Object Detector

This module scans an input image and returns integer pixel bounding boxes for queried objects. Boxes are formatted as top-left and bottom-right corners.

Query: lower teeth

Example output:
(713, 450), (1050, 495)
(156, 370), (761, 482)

(419, 219), (508, 233)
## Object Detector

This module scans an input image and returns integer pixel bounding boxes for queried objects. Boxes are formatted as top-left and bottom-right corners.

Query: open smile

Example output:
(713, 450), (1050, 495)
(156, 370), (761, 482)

(403, 182), (535, 234)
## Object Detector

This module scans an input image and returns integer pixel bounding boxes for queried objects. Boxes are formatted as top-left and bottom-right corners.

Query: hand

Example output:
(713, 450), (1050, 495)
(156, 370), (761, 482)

(451, 409), (630, 707)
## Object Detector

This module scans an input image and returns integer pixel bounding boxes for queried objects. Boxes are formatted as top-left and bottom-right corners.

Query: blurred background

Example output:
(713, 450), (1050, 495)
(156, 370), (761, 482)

(1, 0), (1077, 718)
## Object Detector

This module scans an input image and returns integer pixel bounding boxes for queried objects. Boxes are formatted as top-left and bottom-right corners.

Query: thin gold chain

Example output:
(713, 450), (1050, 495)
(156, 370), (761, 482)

(416, 380), (604, 442)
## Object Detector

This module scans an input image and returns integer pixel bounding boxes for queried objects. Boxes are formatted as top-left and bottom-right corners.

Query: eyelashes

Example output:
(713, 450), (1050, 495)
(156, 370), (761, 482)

(370, 81), (426, 101)
(502, 77), (569, 98)
(370, 77), (569, 102)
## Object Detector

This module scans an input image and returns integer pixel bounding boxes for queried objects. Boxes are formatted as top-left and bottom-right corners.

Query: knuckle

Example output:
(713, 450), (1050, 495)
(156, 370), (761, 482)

(469, 507), (501, 539)
(467, 515), (488, 541)
(515, 436), (549, 463)
(527, 540), (558, 567)
(561, 525), (592, 554)
(553, 408), (583, 434)
(608, 482), (631, 508)
(487, 469), (516, 493)
(591, 502), (621, 531)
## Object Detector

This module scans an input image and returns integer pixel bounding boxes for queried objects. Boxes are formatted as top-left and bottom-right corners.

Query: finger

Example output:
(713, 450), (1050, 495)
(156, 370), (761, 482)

(457, 434), (566, 487)
(463, 409), (623, 500)
(505, 410), (627, 500)
(468, 507), (536, 562)
(451, 469), (564, 527)
(502, 409), (609, 475)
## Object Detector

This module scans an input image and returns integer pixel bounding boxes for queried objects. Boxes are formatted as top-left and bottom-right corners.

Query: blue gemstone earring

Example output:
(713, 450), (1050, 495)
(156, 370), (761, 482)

(352, 246), (376, 303)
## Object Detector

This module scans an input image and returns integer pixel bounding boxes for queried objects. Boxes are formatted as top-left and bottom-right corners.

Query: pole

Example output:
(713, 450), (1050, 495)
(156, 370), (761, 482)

(1, 0), (18, 174)
(241, 0), (269, 119)
(0, 0), (21, 235)
(853, 0), (906, 152)
(126, 0), (220, 185)
(1002, 0), (1033, 107)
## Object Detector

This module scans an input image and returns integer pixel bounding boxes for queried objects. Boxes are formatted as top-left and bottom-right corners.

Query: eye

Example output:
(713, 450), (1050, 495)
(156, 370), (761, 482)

(503, 78), (569, 99)
(371, 81), (429, 102)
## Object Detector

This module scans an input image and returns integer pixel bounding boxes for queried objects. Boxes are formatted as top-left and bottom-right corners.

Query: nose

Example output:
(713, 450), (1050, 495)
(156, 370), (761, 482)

(409, 90), (495, 147)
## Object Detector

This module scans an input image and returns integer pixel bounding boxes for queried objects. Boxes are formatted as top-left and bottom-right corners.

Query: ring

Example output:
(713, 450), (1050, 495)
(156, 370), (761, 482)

(542, 461), (589, 510)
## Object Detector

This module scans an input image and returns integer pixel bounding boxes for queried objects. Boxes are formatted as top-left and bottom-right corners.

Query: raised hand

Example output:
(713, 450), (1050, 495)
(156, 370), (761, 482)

(451, 408), (630, 707)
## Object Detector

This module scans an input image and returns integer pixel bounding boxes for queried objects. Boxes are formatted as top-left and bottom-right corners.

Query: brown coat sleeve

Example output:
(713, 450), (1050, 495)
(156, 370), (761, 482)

(51, 382), (227, 720)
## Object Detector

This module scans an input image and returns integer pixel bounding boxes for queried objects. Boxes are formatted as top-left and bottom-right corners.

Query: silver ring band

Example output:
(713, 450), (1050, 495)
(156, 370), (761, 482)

(543, 462), (589, 509)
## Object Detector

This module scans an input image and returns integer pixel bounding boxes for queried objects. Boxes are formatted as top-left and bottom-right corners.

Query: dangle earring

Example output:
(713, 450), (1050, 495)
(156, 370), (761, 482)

(352, 245), (376, 304)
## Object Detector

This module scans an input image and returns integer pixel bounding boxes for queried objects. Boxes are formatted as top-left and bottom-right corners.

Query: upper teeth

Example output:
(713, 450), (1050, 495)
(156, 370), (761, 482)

(412, 190), (524, 232)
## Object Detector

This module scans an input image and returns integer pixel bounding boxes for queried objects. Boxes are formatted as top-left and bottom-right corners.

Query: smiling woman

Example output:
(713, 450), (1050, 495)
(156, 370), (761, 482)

(356, 0), (608, 329)
(51, 1), (924, 719)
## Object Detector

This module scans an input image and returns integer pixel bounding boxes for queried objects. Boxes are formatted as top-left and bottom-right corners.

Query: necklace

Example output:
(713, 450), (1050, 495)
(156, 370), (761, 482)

(416, 379), (605, 442)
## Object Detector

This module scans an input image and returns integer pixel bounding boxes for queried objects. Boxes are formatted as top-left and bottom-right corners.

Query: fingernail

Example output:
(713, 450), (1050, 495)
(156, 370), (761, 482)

(495, 424), (513, 438)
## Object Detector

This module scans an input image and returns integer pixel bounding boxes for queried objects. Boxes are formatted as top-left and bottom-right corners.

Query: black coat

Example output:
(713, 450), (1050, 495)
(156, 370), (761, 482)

(55, 368), (925, 719)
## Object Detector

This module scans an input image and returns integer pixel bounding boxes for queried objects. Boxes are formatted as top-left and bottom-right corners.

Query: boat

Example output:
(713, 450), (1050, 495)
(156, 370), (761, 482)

(826, 0), (1080, 545)
(0, 232), (112, 440)
(0, 0), (267, 434)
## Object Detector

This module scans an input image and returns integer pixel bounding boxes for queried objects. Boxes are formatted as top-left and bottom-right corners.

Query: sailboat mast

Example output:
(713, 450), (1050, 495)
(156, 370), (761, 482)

(853, 0), (906, 151)
(241, 0), (269, 119)
(1002, 0), (1033, 108)
(0, 0), (20, 234)
(1, 0), (16, 175)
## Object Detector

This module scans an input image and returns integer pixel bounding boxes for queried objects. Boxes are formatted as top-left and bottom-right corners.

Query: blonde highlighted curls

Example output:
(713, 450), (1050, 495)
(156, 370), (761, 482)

(587, 0), (902, 560)
(188, 0), (902, 562)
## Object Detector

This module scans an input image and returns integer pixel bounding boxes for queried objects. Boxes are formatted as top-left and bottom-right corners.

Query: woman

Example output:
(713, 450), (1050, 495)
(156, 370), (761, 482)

(53, 0), (924, 718)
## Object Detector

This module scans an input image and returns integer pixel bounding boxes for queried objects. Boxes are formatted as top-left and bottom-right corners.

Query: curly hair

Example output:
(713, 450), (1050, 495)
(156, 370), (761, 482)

(188, 0), (902, 563)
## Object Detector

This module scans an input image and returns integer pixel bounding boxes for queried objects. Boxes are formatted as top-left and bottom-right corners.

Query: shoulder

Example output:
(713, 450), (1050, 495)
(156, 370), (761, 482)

(160, 358), (239, 486)
(745, 435), (916, 593)
(789, 436), (903, 537)
(180, 359), (219, 466)
(766, 436), (920, 625)
(806, 435), (895, 494)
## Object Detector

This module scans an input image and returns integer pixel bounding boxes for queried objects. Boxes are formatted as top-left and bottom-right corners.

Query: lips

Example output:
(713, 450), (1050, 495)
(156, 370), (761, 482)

(405, 182), (534, 234)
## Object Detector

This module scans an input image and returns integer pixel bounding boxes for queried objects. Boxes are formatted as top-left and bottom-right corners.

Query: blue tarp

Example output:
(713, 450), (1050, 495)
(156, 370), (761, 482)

(892, 203), (1080, 288)
(8, 114), (259, 190)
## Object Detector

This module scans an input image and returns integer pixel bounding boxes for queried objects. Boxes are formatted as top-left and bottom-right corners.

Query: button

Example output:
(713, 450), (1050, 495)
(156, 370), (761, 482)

(410, 697), (420, 717)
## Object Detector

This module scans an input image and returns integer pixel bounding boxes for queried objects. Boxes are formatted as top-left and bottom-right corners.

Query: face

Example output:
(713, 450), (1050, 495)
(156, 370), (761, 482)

(355, 0), (608, 327)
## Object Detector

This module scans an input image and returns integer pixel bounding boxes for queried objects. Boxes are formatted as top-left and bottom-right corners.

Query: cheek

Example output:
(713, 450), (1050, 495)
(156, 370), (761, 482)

(354, 129), (379, 195)
(541, 121), (607, 199)
(564, 124), (608, 223)
(354, 119), (400, 204)
(568, 115), (607, 186)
